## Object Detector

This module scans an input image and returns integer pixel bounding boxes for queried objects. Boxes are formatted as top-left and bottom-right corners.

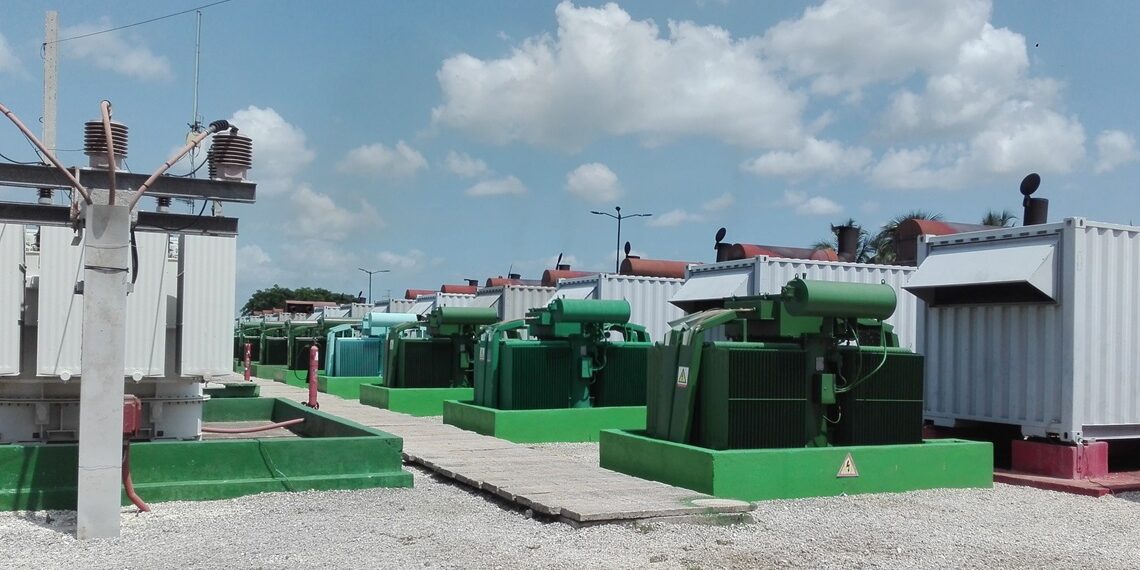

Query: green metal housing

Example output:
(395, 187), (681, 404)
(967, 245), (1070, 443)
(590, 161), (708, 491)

(383, 307), (498, 389)
(647, 278), (920, 450)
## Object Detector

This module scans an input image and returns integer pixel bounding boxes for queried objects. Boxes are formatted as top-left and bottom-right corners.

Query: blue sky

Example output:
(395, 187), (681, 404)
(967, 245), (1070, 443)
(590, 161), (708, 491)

(3, 1), (1140, 305)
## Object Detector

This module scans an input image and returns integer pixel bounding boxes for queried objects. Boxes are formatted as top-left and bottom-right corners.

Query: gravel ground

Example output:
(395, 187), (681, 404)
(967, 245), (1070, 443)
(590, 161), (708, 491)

(3, 462), (1139, 570)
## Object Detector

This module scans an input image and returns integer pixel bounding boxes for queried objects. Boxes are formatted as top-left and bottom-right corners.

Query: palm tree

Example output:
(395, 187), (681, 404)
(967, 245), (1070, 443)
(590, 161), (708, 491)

(869, 209), (943, 264)
(981, 209), (1018, 227)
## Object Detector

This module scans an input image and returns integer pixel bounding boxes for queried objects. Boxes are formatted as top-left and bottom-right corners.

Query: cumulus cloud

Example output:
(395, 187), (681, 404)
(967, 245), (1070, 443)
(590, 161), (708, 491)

(287, 185), (382, 241)
(466, 175), (527, 197)
(565, 163), (621, 203)
(445, 151), (491, 178)
(236, 244), (280, 283)
(1094, 130), (1140, 174)
(225, 106), (315, 195)
(764, 0), (991, 96)
(648, 209), (704, 227)
(0, 33), (19, 74)
(742, 138), (872, 178)
(432, 1), (805, 150)
(702, 192), (735, 212)
(60, 20), (172, 80)
(781, 190), (843, 216)
(377, 249), (428, 271)
(337, 141), (428, 178)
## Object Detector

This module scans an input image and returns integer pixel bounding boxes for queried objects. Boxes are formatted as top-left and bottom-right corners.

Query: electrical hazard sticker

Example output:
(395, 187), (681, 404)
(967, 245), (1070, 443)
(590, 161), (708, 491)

(836, 453), (859, 478)
(676, 366), (690, 388)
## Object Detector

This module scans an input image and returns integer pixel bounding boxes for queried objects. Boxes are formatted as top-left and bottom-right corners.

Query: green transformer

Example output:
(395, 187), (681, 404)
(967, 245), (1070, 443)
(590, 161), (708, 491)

(384, 307), (499, 388)
(473, 298), (653, 410)
(647, 278), (923, 450)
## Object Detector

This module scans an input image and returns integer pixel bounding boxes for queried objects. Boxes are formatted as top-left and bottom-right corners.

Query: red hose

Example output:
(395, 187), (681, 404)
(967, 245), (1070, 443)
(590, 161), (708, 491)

(200, 418), (304, 434)
(122, 441), (151, 513)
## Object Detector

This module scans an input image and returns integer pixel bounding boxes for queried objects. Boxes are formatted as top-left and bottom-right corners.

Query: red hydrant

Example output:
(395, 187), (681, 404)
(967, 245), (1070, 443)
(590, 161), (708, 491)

(305, 343), (319, 409)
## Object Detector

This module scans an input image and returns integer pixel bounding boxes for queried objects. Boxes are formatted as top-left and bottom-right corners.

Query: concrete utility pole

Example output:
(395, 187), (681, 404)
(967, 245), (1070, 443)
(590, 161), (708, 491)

(75, 204), (130, 540)
(40, 11), (58, 204)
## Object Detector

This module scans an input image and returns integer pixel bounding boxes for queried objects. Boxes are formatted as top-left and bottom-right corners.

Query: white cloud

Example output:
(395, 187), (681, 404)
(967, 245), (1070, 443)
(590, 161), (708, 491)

(565, 163), (621, 203)
(1094, 130), (1140, 174)
(287, 185), (382, 241)
(378, 249), (428, 271)
(60, 20), (172, 80)
(742, 138), (872, 178)
(763, 0), (991, 96)
(235, 244), (280, 283)
(648, 209), (704, 227)
(225, 106), (315, 195)
(337, 141), (427, 178)
(432, 1), (806, 150)
(445, 151), (491, 178)
(466, 175), (527, 197)
(702, 192), (735, 212)
(0, 33), (19, 74)
(781, 190), (843, 216)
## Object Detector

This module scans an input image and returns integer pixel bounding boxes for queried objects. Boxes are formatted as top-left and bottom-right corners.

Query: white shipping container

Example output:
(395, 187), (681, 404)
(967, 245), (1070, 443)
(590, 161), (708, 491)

(430, 292), (475, 312)
(473, 285), (555, 321)
(0, 224), (21, 375)
(671, 256), (918, 350)
(908, 218), (1140, 442)
(383, 298), (417, 314)
(548, 274), (684, 342)
(123, 231), (171, 377)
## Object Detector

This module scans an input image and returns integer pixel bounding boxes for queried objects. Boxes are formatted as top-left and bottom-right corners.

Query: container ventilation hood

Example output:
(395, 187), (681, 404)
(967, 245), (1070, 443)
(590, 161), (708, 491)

(904, 239), (1058, 305)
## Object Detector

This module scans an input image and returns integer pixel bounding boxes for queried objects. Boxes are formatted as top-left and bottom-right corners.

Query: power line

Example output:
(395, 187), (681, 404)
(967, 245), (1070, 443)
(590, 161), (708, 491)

(46, 0), (236, 45)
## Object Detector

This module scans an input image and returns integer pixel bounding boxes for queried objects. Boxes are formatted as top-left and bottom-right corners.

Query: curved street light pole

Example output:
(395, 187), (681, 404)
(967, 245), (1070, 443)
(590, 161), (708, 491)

(590, 205), (652, 272)
(358, 267), (390, 304)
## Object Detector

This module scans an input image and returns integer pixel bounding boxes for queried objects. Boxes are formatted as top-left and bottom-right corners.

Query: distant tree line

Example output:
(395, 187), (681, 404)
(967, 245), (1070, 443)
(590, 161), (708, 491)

(814, 208), (1018, 264)
(241, 285), (358, 315)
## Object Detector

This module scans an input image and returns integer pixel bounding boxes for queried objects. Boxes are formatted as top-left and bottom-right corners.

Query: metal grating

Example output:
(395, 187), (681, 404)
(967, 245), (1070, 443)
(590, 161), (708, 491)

(593, 343), (650, 407)
(0, 224), (21, 375)
(499, 342), (576, 410)
(395, 339), (455, 388)
(179, 235), (236, 376)
(696, 347), (807, 450)
(334, 338), (381, 377)
(834, 349), (924, 445)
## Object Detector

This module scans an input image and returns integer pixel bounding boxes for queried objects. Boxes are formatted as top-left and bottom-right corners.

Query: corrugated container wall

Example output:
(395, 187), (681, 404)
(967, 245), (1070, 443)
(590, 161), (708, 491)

(36, 226), (84, 376)
(473, 285), (555, 321)
(381, 299), (417, 314)
(672, 256), (918, 350)
(0, 224), (21, 375)
(179, 234), (236, 377)
(123, 231), (170, 377)
(914, 219), (1140, 441)
(549, 274), (684, 342)
(430, 293), (476, 312)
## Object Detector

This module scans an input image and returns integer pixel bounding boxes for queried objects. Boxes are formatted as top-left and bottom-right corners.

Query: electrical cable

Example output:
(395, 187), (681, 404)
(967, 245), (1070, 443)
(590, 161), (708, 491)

(130, 228), (139, 285)
(149, 199), (208, 233)
(46, 0), (236, 45)
(0, 150), (43, 165)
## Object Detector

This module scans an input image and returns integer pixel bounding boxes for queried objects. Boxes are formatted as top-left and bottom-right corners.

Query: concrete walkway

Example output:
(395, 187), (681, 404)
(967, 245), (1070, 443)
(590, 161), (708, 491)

(234, 375), (752, 526)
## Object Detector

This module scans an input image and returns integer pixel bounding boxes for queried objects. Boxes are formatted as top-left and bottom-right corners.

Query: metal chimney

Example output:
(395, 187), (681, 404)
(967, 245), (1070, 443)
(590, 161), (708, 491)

(835, 225), (860, 261)
(1020, 173), (1048, 226)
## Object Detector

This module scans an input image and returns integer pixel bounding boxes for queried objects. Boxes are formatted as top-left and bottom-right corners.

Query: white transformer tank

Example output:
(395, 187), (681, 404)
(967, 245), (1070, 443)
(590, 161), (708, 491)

(548, 274), (684, 342)
(906, 218), (1140, 442)
(671, 255), (918, 350)
(472, 284), (555, 322)
(0, 224), (237, 443)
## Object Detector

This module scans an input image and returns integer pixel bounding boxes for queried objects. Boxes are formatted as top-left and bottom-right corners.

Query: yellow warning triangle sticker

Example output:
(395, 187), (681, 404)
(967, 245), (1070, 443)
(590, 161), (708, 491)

(836, 452), (859, 478)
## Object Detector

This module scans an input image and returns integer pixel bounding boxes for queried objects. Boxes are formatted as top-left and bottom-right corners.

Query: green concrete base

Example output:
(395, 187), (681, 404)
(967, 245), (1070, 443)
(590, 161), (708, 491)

(203, 382), (260, 398)
(599, 429), (993, 501)
(258, 364), (324, 388)
(317, 375), (378, 400)
(0, 398), (412, 511)
(252, 363), (286, 381)
(443, 401), (646, 443)
(359, 384), (473, 417)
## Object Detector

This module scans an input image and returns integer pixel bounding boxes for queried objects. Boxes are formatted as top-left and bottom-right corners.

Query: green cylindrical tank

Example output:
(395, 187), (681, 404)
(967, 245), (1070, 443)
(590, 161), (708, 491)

(434, 306), (499, 325)
(781, 279), (896, 320)
(548, 299), (631, 323)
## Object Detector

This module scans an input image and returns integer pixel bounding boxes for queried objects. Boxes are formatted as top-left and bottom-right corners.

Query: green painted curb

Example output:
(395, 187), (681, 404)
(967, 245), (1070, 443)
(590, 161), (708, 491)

(599, 429), (993, 501)
(204, 383), (260, 399)
(318, 375), (378, 400)
(443, 401), (646, 443)
(359, 384), (474, 417)
(0, 397), (412, 511)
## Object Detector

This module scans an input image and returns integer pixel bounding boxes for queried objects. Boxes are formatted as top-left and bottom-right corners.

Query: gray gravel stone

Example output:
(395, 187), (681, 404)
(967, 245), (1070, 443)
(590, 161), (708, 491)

(3, 464), (1139, 569)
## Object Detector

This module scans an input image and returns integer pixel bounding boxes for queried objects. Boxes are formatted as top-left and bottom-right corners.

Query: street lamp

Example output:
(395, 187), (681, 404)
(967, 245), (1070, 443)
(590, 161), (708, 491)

(590, 205), (652, 272)
(358, 267), (390, 304)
